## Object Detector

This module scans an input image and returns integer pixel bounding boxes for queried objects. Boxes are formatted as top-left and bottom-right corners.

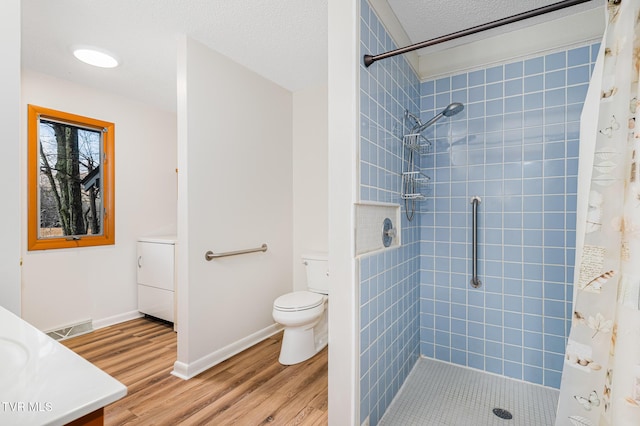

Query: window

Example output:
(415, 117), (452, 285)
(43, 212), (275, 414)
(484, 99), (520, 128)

(28, 105), (115, 250)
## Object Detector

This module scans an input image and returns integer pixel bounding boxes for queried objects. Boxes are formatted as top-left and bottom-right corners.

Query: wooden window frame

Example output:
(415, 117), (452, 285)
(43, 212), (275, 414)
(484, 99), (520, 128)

(27, 105), (115, 250)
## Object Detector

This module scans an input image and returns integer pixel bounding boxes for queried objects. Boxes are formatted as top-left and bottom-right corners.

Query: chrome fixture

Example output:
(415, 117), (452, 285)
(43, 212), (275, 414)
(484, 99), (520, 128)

(401, 103), (465, 221)
(470, 196), (481, 288)
(205, 243), (268, 260)
(411, 102), (464, 134)
(364, 0), (592, 67)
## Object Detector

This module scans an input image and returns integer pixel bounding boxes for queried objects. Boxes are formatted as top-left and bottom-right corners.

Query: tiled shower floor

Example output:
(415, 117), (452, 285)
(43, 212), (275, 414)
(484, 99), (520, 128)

(379, 357), (559, 426)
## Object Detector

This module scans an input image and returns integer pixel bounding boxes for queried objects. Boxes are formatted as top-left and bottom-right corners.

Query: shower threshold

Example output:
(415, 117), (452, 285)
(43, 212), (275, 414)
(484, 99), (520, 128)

(379, 357), (559, 426)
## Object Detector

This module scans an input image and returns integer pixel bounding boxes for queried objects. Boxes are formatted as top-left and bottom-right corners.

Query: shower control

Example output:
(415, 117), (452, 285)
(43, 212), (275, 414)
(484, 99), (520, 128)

(382, 218), (395, 247)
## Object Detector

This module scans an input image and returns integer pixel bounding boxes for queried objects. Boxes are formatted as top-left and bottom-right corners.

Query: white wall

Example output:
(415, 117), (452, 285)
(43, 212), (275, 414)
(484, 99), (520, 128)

(21, 71), (177, 331)
(293, 85), (328, 290)
(175, 37), (293, 377)
(0, 0), (21, 315)
(328, 0), (359, 423)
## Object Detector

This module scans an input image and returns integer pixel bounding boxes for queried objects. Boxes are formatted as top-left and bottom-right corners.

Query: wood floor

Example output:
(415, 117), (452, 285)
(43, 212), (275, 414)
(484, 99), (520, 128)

(62, 317), (328, 425)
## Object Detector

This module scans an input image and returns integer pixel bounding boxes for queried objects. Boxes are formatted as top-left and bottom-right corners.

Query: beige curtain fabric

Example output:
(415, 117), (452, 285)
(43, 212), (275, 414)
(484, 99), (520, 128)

(556, 1), (640, 425)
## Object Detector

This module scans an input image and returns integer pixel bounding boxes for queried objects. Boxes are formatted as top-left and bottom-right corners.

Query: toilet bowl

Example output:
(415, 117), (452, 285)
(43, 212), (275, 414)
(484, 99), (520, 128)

(272, 253), (329, 365)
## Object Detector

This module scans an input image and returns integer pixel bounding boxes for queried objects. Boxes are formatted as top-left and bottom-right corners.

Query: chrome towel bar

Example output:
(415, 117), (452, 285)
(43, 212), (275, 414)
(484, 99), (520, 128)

(205, 243), (268, 261)
(470, 196), (482, 288)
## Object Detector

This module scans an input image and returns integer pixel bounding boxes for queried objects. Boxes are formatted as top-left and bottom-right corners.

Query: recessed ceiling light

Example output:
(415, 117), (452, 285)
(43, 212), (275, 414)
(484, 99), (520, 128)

(73, 48), (119, 68)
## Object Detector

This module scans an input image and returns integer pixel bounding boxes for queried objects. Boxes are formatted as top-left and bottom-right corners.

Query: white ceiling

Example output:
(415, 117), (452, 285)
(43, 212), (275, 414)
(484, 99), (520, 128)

(21, 0), (600, 112)
(385, 0), (600, 54)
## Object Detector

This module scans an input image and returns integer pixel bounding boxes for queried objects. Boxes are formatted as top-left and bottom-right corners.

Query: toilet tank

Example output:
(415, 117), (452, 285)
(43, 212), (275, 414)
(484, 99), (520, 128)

(303, 252), (329, 294)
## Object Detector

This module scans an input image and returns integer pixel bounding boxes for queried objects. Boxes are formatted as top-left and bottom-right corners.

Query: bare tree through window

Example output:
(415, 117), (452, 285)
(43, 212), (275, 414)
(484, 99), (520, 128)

(28, 105), (115, 250)
(38, 119), (103, 237)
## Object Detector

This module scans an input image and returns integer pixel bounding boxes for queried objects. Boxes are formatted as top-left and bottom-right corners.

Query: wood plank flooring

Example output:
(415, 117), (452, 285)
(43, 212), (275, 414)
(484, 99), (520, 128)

(62, 317), (328, 425)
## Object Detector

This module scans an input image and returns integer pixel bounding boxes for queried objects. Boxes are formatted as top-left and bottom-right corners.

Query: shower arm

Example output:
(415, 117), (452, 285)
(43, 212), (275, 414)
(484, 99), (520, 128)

(363, 0), (592, 67)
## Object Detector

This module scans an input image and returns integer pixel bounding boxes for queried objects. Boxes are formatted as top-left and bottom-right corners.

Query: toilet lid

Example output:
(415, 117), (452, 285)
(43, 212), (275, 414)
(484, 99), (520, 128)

(274, 291), (324, 311)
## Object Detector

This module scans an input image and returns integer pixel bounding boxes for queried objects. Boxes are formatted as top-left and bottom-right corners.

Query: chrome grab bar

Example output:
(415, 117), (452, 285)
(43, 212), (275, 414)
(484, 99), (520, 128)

(205, 243), (268, 261)
(470, 196), (482, 288)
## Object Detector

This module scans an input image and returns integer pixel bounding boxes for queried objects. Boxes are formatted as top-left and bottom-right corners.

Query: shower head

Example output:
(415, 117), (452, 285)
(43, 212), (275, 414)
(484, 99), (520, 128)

(443, 102), (464, 117)
(412, 102), (464, 134)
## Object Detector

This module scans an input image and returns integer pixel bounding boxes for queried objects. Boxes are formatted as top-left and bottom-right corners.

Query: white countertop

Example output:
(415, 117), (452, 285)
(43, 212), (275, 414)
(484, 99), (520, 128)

(0, 306), (127, 426)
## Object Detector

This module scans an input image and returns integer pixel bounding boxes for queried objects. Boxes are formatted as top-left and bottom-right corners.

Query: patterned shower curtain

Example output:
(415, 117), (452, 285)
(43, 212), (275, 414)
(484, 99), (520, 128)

(556, 1), (640, 425)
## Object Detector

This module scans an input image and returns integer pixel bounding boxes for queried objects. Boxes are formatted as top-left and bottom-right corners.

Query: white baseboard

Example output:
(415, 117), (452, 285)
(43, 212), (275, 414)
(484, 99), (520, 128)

(92, 310), (143, 330)
(171, 323), (283, 380)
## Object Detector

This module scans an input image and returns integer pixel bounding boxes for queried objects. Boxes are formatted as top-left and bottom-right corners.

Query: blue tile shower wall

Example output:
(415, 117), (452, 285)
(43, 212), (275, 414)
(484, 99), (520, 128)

(359, 1), (421, 424)
(418, 43), (599, 388)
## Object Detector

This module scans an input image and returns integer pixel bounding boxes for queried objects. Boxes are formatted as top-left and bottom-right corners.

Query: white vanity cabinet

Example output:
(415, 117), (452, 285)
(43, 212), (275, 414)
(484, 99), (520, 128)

(137, 236), (176, 323)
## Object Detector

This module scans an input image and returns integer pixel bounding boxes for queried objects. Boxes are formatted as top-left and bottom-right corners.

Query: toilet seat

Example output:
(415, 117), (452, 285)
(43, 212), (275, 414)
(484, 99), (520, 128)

(274, 291), (324, 312)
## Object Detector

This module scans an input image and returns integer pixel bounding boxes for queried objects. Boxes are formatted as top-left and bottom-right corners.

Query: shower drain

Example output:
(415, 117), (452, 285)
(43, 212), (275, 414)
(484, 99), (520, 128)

(492, 408), (513, 420)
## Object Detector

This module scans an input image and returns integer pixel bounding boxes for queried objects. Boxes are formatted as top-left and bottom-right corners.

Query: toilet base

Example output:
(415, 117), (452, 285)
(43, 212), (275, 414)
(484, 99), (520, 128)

(278, 310), (328, 365)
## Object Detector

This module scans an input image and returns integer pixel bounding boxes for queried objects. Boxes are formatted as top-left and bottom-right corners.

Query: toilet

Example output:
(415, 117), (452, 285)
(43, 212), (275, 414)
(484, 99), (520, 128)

(272, 252), (329, 365)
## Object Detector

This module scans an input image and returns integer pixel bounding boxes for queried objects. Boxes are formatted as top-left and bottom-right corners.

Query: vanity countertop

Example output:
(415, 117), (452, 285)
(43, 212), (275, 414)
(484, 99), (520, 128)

(0, 306), (127, 425)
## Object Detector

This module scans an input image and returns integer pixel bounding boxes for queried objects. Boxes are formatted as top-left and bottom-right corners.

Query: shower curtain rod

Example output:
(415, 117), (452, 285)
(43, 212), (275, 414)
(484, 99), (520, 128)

(363, 0), (593, 67)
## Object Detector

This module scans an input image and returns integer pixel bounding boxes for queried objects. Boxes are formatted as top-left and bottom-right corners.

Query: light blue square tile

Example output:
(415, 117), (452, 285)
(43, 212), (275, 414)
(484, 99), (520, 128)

(524, 366), (543, 384)
(568, 46), (590, 67)
(504, 295), (523, 313)
(486, 65), (504, 83)
(504, 344), (522, 363)
(524, 75), (543, 93)
(505, 79), (523, 97)
(505, 61), (523, 79)
(524, 109), (543, 127)
(486, 357), (503, 374)
(486, 99), (503, 116)
(504, 328), (522, 346)
(436, 77), (451, 93)
(468, 86), (485, 102)
(544, 316), (566, 336)
(469, 69), (485, 86)
(544, 299), (565, 318)
(486, 82), (503, 99)
(451, 350), (467, 366)
(567, 84), (588, 103)
(504, 311), (523, 329)
(505, 95), (523, 112)
(504, 112), (523, 130)
(545, 51), (566, 71)
(468, 336), (485, 354)
(524, 347), (543, 366)
(486, 309), (503, 325)
(436, 92), (451, 108)
(524, 92), (544, 110)
(544, 334), (566, 354)
(568, 65), (590, 85)
(486, 341), (503, 358)
(468, 353), (484, 369)
(422, 80), (435, 96)
(543, 369), (562, 389)
(545, 351), (565, 372)
(504, 361), (523, 380)
(525, 57), (544, 75)
(486, 293), (502, 310)
(451, 318), (466, 336)
(467, 102), (485, 118)
(524, 331), (543, 350)
(545, 70), (566, 89)
(452, 73), (467, 90)
(435, 344), (450, 361)
(486, 116), (503, 133)
(469, 321), (484, 338)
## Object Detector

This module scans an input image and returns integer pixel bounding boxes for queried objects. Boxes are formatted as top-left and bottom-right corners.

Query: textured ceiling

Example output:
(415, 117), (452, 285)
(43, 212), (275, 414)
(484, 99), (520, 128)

(386, 0), (601, 54)
(21, 0), (600, 112)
